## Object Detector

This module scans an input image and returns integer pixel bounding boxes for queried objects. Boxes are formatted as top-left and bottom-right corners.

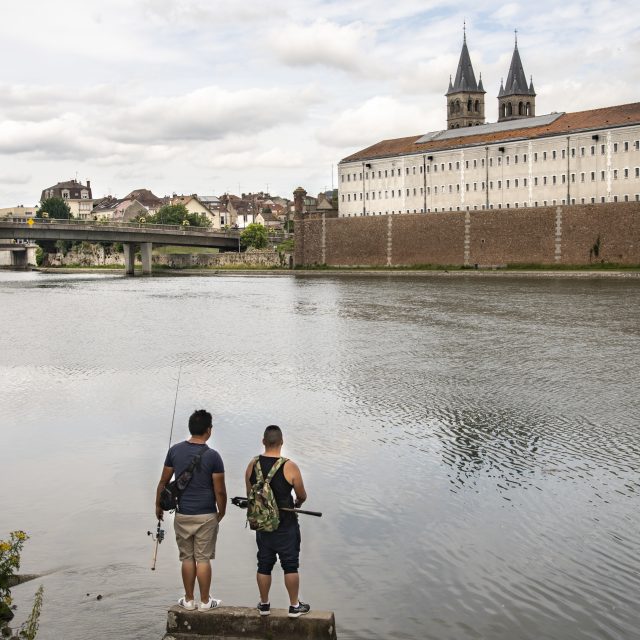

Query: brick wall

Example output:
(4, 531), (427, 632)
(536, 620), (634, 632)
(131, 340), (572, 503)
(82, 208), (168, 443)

(294, 202), (640, 267)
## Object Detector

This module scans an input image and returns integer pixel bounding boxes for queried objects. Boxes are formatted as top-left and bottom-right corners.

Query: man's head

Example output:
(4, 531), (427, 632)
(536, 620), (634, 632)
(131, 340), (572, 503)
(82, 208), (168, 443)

(263, 424), (283, 448)
(189, 409), (213, 436)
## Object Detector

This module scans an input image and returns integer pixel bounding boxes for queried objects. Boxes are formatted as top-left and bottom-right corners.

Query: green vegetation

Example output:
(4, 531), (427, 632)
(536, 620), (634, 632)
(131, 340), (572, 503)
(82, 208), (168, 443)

(240, 223), (268, 249)
(276, 237), (294, 253)
(36, 197), (71, 220)
(0, 531), (43, 639)
(139, 204), (210, 228)
(153, 246), (220, 255)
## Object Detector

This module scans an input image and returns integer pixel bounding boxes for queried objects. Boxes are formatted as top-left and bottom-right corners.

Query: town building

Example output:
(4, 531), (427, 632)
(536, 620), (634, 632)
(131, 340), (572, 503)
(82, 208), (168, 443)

(92, 196), (147, 222)
(338, 33), (640, 216)
(170, 194), (221, 228)
(40, 179), (94, 218)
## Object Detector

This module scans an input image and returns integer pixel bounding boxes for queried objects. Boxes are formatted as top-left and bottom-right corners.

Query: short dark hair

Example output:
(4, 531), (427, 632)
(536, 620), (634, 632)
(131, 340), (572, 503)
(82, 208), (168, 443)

(189, 409), (212, 436)
(263, 424), (283, 447)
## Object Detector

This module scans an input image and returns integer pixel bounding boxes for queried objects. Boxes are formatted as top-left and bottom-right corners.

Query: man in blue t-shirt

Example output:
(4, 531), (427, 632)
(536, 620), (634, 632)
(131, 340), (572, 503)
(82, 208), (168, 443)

(155, 409), (227, 611)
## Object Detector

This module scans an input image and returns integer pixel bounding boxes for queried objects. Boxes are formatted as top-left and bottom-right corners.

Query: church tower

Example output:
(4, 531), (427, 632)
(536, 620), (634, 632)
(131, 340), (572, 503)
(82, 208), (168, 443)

(446, 28), (485, 129)
(498, 33), (536, 122)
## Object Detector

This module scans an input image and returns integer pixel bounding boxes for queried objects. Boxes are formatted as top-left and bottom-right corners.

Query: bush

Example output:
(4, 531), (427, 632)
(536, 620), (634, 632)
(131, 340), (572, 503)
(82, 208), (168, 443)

(0, 531), (44, 639)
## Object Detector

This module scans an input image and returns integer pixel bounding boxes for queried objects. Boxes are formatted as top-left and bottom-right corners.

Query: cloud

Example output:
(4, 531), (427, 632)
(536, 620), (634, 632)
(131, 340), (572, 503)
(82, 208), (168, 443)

(317, 96), (428, 149)
(105, 86), (317, 144)
(267, 19), (380, 75)
(0, 173), (31, 185)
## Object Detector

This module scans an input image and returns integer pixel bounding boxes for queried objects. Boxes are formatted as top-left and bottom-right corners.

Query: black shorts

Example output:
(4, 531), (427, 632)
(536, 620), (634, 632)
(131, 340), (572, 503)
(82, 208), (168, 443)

(256, 520), (301, 575)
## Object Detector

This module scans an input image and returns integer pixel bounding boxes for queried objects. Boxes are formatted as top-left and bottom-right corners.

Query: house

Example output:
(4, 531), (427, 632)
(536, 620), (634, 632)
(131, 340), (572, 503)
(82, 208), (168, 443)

(122, 188), (165, 214)
(40, 179), (94, 219)
(92, 197), (147, 222)
(170, 194), (221, 229)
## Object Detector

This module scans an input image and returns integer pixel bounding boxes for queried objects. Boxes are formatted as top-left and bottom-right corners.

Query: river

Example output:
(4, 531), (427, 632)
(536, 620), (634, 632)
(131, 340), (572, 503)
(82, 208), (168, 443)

(1, 271), (639, 640)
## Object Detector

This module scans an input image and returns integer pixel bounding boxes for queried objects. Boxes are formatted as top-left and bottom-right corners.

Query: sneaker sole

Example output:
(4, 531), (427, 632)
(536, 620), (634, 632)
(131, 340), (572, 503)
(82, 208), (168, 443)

(259, 610), (271, 616)
(199, 600), (222, 611)
(288, 611), (309, 618)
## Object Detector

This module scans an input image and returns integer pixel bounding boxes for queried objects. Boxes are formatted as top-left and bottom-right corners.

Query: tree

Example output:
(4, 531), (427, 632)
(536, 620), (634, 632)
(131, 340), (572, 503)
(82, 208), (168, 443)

(240, 223), (268, 249)
(141, 204), (210, 228)
(37, 197), (71, 220)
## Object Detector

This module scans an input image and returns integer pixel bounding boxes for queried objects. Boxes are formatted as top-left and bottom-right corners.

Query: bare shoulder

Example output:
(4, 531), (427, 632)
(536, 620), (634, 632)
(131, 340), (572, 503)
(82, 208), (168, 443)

(283, 459), (301, 480)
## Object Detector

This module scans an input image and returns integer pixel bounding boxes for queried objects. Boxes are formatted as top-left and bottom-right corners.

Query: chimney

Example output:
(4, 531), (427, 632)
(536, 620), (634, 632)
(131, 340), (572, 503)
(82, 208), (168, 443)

(87, 180), (91, 190)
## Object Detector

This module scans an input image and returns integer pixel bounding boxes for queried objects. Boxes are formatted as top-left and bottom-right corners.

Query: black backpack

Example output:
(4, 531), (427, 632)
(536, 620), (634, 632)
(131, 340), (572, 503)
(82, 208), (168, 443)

(160, 445), (209, 512)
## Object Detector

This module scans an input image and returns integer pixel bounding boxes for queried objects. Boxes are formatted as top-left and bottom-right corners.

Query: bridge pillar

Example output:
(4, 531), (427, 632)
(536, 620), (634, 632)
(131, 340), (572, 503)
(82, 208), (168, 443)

(123, 243), (135, 276)
(141, 242), (153, 275)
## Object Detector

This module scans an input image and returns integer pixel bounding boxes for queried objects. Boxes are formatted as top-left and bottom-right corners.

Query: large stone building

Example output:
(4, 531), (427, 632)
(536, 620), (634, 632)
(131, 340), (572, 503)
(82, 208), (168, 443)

(338, 33), (640, 216)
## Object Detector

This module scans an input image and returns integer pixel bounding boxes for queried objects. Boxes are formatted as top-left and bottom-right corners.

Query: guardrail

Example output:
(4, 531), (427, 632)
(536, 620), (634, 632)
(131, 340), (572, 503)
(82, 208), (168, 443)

(1, 218), (293, 243)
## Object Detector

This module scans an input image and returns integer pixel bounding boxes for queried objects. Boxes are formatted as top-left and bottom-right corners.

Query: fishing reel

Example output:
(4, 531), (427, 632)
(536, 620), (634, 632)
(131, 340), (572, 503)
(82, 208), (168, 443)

(147, 521), (165, 544)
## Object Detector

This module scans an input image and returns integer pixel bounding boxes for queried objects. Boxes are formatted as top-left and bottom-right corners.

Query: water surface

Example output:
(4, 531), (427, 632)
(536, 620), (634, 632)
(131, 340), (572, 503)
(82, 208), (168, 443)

(1, 271), (639, 640)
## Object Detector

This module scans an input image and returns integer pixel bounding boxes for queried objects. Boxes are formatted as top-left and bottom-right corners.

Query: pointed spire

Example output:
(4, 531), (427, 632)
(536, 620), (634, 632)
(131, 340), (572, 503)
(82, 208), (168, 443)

(528, 75), (536, 95)
(448, 74), (453, 93)
(502, 35), (534, 96)
(478, 72), (485, 93)
(447, 28), (480, 95)
(498, 78), (505, 98)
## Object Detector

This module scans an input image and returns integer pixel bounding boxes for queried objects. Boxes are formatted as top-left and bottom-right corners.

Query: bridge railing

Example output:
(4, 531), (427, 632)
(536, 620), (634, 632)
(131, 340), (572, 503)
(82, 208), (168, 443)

(1, 218), (241, 236)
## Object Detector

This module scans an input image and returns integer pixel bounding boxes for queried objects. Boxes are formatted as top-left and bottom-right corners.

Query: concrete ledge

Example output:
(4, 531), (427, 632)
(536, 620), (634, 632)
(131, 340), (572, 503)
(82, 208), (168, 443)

(7, 574), (40, 587)
(164, 605), (337, 640)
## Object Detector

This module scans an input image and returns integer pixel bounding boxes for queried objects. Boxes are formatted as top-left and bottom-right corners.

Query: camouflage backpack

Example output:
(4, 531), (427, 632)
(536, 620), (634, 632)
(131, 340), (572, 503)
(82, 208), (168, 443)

(247, 456), (288, 532)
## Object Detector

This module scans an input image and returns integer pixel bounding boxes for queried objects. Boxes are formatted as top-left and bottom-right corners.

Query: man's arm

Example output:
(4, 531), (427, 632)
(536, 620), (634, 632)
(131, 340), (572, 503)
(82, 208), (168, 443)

(284, 461), (307, 507)
(155, 466), (174, 520)
(213, 472), (227, 521)
(244, 460), (255, 497)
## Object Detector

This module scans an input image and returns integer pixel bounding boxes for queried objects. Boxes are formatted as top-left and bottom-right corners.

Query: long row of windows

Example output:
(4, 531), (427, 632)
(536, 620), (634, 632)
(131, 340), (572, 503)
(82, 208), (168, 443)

(341, 167), (640, 202)
(341, 139), (640, 183)
(343, 193), (640, 216)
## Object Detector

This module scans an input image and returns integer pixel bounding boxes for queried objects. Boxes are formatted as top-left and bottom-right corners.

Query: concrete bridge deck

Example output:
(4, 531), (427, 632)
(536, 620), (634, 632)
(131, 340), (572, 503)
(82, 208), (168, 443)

(0, 220), (242, 275)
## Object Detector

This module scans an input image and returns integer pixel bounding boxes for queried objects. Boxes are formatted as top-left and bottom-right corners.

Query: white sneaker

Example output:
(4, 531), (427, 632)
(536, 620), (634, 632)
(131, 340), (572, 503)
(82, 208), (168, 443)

(199, 598), (222, 611)
(178, 597), (196, 610)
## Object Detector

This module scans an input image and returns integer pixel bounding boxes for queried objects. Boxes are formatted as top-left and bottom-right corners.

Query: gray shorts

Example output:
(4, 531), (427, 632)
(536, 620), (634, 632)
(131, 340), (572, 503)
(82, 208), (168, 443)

(174, 513), (219, 562)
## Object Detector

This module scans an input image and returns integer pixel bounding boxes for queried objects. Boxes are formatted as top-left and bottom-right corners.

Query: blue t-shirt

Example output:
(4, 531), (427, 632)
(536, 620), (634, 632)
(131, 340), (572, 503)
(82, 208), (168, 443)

(164, 441), (225, 515)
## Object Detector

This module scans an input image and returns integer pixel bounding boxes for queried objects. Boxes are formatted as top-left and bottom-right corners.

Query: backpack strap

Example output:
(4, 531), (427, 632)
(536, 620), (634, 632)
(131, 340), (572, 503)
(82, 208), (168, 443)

(187, 445), (209, 472)
(253, 456), (264, 483)
(264, 457), (288, 484)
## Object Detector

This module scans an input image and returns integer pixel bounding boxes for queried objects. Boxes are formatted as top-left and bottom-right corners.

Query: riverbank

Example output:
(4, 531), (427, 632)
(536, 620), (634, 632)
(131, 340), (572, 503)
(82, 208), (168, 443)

(31, 266), (640, 278)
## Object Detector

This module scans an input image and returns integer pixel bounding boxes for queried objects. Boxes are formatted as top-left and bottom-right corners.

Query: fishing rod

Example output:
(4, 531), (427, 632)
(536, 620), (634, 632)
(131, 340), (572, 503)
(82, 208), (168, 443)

(147, 521), (165, 571)
(148, 366), (182, 570)
(231, 496), (322, 517)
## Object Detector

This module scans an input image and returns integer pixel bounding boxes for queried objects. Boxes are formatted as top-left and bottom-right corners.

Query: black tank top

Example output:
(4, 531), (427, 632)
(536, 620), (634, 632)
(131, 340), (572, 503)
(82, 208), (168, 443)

(250, 455), (296, 524)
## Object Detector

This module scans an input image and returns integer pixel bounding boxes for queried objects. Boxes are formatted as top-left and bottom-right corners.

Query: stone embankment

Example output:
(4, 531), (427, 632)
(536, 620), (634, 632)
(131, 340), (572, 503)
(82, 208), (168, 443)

(43, 245), (289, 269)
(164, 605), (337, 640)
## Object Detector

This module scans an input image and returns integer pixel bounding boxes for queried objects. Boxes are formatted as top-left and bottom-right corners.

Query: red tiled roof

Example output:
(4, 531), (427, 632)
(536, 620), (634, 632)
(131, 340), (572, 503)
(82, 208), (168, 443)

(340, 102), (640, 163)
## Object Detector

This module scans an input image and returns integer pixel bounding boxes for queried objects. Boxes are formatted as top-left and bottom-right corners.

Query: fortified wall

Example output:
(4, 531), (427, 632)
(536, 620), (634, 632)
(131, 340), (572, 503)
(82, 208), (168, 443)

(294, 202), (640, 268)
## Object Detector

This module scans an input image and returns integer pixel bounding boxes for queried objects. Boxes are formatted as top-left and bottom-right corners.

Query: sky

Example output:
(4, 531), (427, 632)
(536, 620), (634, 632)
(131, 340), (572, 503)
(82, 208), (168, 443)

(0, 0), (638, 207)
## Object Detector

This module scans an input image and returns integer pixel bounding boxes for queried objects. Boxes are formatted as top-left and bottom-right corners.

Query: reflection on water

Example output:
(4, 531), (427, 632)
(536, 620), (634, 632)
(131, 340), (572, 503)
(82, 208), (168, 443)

(1, 271), (639, 640)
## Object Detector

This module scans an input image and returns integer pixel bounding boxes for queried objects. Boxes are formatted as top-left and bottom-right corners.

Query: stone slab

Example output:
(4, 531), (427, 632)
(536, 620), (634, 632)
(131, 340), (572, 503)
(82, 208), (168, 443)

(164, 605), (337, 640)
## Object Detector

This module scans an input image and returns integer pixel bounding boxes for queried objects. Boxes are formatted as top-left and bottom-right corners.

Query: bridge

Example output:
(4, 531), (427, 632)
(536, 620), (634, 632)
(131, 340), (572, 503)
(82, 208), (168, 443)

(0, 220), (242, 274)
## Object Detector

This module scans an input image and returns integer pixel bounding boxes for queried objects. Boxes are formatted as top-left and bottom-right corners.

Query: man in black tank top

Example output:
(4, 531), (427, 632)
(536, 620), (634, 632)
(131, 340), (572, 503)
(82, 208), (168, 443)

(244, 425), (311, 618)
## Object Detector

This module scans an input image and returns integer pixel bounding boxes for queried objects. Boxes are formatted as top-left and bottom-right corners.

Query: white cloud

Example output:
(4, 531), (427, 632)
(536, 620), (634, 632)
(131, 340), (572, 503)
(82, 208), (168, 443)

(107, 86), (317, 144)
(317, 97), (428, 148)
(267, 20), (380, 75)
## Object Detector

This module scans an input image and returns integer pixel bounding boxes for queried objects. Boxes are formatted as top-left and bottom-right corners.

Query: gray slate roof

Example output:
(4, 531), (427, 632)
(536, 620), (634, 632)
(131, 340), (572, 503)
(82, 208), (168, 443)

(446, 35), (484, 95)
(502, 44), (535, 97)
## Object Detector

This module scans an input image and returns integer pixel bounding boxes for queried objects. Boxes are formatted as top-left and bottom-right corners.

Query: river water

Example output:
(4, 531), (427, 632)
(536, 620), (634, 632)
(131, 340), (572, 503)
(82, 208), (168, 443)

(1, 270), (639, 640)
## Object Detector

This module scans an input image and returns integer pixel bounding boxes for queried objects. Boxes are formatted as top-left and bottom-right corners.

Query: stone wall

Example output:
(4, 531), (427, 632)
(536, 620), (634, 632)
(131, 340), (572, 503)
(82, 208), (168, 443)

(43, 245), (286, 269)
(295, 202), (640, 267)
